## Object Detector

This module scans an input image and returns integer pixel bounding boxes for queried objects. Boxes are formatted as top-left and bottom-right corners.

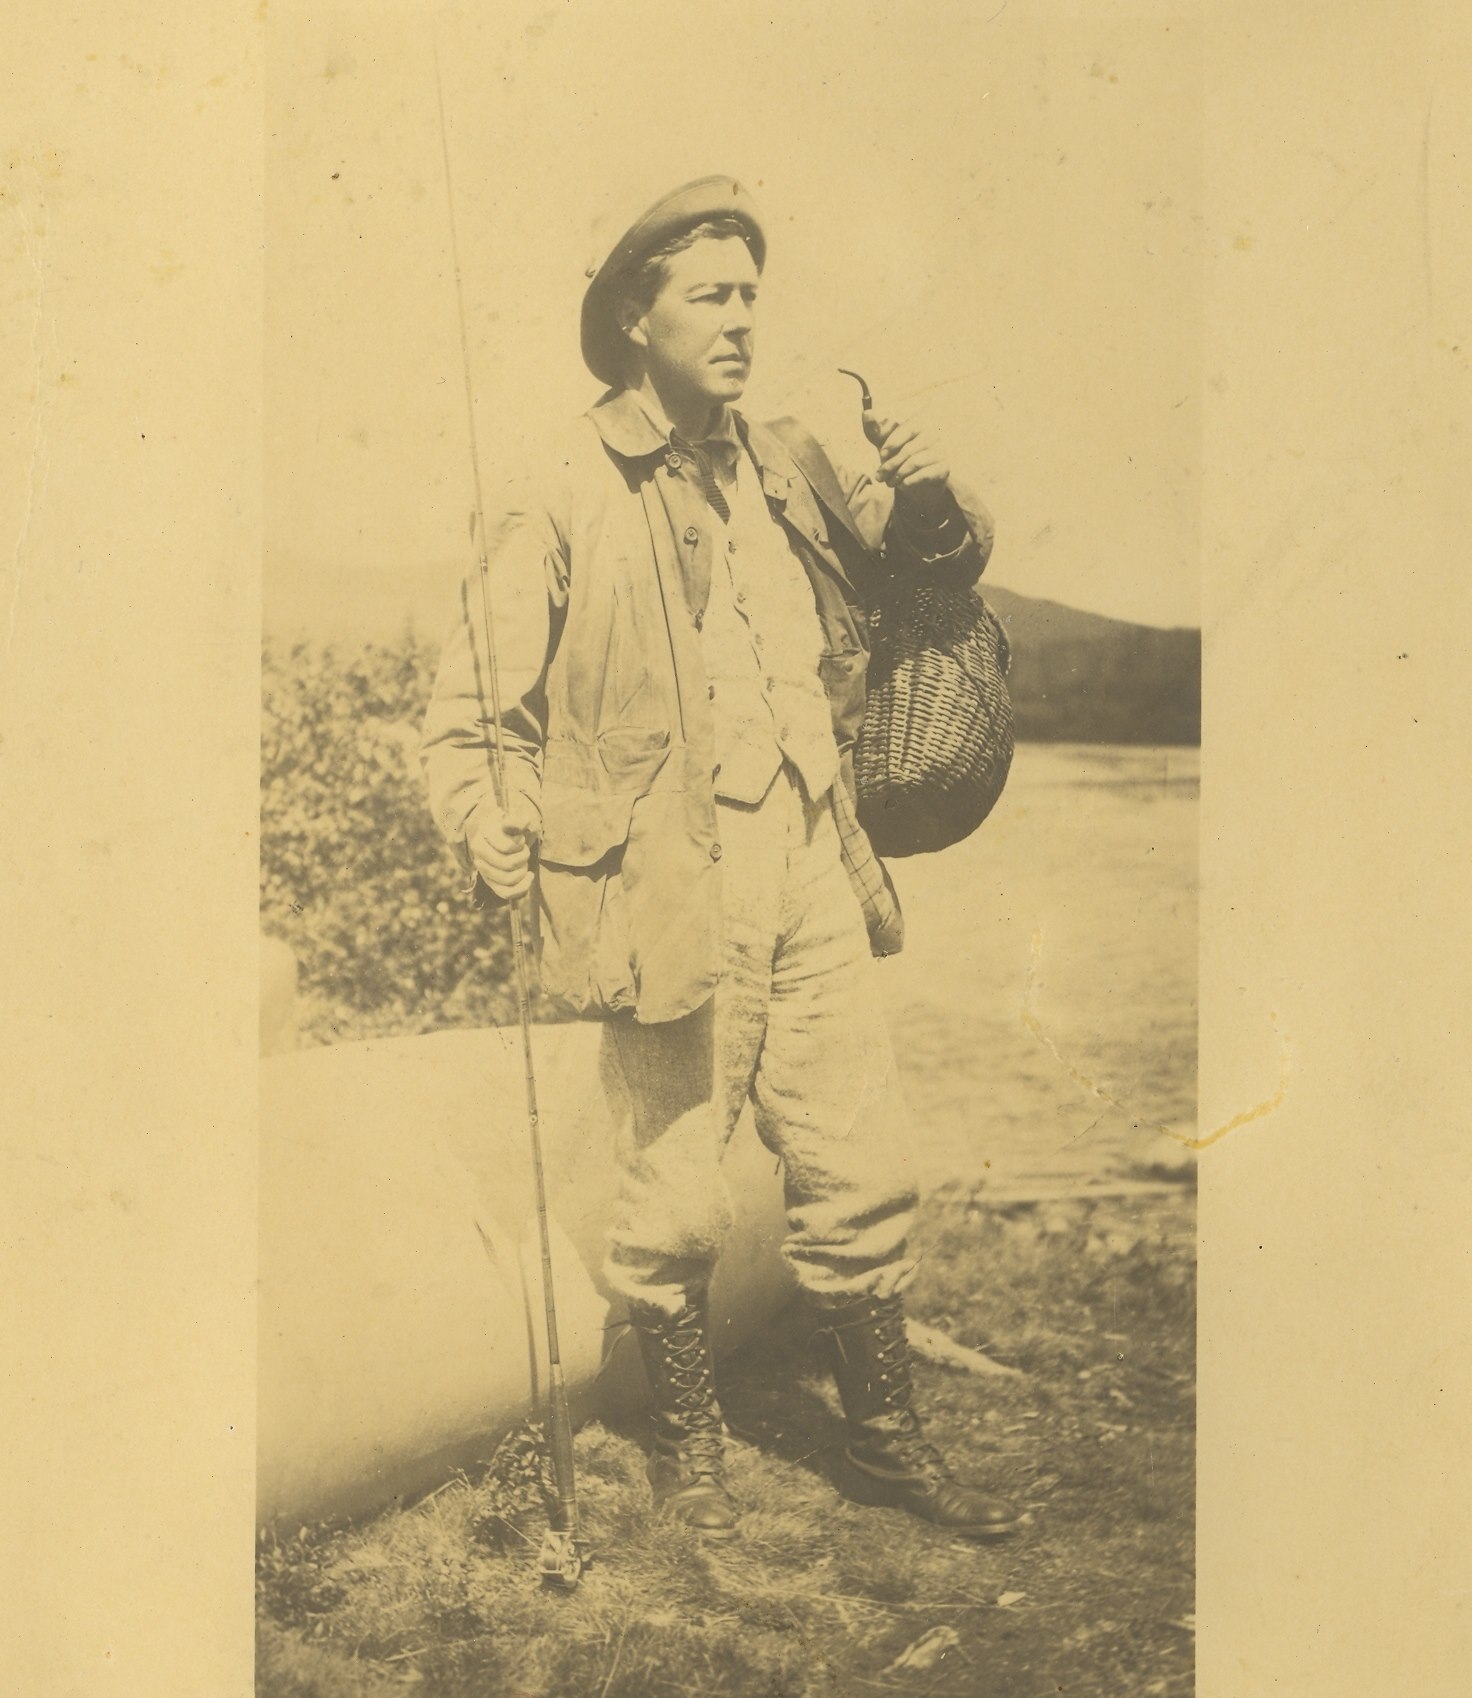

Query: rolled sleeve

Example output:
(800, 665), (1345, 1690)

(823, 443), (995, 587)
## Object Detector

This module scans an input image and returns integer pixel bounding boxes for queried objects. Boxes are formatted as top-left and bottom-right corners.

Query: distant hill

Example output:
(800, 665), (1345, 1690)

(265, 556), (1200, 748)
(982, 583), (1200, 747)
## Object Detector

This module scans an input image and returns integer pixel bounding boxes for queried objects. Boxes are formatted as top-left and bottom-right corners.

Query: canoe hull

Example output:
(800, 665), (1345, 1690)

(258, 1022), (792, 1526)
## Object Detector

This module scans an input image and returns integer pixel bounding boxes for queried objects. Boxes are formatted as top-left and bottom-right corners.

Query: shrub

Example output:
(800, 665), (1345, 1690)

(260, 632), (517, 1044)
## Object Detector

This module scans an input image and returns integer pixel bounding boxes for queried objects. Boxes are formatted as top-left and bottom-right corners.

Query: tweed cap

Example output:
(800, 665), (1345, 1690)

(580, 175), (766, 386)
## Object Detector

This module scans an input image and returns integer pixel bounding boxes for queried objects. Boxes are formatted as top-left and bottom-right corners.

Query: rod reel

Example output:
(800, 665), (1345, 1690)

(538, 1527), (593, 1590)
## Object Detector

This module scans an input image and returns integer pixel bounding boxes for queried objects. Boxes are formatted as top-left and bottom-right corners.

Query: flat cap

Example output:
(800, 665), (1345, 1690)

(580, 175), (766, 386)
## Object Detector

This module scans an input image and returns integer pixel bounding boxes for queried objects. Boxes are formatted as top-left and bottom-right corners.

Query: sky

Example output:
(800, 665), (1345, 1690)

(265, 1), (1202, 635)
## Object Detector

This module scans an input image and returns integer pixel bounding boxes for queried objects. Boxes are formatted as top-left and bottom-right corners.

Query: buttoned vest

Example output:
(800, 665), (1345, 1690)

(695, 443), (839, 805)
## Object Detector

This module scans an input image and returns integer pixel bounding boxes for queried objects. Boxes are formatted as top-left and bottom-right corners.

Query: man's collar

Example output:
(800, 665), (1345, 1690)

(676, 411), (741, 466)
(587, 387), (669, 458)
(589, 387), (740, 460)
(588, 388), (804, 511)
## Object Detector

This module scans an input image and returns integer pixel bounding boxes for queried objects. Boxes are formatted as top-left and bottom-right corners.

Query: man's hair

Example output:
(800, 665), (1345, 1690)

(616, 215), (761, 323)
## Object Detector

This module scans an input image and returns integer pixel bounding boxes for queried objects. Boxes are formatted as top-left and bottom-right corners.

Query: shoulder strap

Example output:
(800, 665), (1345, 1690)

(764, 415), (871, 556)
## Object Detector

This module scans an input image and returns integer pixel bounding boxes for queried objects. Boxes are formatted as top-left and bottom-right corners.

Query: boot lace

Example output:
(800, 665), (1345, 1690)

(657, 1304), (724, 1476)
(853, 1301), (950, 1482)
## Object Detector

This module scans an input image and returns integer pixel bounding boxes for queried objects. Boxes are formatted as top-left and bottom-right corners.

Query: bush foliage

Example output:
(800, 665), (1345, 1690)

(260, 633), (516, 1045)
(261, 604), (1198, 1048)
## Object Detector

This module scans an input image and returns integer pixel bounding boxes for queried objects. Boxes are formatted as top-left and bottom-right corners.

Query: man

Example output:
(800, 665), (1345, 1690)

(421, 176), (1016, 1542)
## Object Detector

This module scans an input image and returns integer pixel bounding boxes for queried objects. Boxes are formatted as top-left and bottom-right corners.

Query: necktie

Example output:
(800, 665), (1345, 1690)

(673, 432), (738, 523)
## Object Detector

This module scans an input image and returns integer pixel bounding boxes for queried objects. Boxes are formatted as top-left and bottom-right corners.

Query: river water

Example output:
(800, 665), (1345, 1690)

(878, 742), (1198, 1194)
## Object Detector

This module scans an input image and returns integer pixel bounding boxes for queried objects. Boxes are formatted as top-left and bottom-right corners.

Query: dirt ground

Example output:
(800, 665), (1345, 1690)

(257, 1187), (1194, 1697)
(257, 745), (1197, 1695)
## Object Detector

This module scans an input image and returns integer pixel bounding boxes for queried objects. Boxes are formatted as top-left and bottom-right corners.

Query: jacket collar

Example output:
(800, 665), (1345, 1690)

(742, 416), (863, 592)
(587, 386), (691, 458)
(738, 414), (804, 508)
(587, 390), (851, 585)
(589, 389), (791, 502)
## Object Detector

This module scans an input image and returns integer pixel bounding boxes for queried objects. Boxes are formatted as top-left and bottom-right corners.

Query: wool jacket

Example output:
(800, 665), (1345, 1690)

(420, 386), (994, 1024)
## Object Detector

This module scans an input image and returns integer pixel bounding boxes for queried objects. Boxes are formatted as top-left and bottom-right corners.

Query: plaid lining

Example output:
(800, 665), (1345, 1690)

(830, 776), (904, 956)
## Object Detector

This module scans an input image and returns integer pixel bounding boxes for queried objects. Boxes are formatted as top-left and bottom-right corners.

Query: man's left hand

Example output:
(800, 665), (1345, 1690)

(870, 415), (954, 525)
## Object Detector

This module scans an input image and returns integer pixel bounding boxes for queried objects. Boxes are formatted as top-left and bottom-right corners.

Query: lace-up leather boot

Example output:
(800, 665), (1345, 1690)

(630, 1293), (739, 1540)
(817, 1293), (1019, 1539)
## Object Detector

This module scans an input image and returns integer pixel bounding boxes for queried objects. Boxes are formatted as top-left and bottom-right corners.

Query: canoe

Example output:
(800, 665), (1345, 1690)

(258, 1022), (792, 1527)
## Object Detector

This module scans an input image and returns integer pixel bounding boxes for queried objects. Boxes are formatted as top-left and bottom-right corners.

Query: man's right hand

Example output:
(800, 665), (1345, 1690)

(465, 794), (540, 902)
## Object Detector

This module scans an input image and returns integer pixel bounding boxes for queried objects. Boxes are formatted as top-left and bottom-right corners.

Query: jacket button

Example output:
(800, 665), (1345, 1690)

(708, 683), (716, 699)
(666, 453), (683, 471)
(710, 842), (723, 861)
(694, 610), (704, 631)
(712, 763), (722, 779)
(684, 525), (699, 544)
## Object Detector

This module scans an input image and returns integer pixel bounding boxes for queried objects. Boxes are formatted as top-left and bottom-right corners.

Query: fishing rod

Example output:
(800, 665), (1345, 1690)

(432, 41), (589, 1591)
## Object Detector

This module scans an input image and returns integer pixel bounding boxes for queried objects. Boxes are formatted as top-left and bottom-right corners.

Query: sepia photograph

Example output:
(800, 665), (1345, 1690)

(8, 4), (1470, 1696)
(257, 5), (1199, 1693)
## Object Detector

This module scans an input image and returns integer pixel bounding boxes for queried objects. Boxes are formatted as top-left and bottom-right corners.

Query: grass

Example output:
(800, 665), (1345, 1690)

(257, 1184), (1194, 1698)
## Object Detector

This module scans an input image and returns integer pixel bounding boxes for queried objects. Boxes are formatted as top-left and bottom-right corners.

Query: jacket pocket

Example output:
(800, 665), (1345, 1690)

(534, 730), (671, 1017)
(818, 647), (868, 753)
(537, 790), (639, 869)
(818, 646), (865, 684)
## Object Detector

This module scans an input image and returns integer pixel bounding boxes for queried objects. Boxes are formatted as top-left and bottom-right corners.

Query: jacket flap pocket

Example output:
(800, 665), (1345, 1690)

(819, 647), (865, 683)
(538, 731), (670, 867)
(538, 785), (637, 868)
(595, 727), (671, 787)
(542, 729), (671, 791)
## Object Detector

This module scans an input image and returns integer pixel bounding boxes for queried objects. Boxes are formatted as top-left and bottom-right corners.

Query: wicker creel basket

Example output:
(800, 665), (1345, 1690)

(854, 577), (1014, 858)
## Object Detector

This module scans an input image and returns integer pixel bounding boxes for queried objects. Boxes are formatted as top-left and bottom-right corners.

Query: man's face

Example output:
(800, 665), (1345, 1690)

(625, 235), (759, 410)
